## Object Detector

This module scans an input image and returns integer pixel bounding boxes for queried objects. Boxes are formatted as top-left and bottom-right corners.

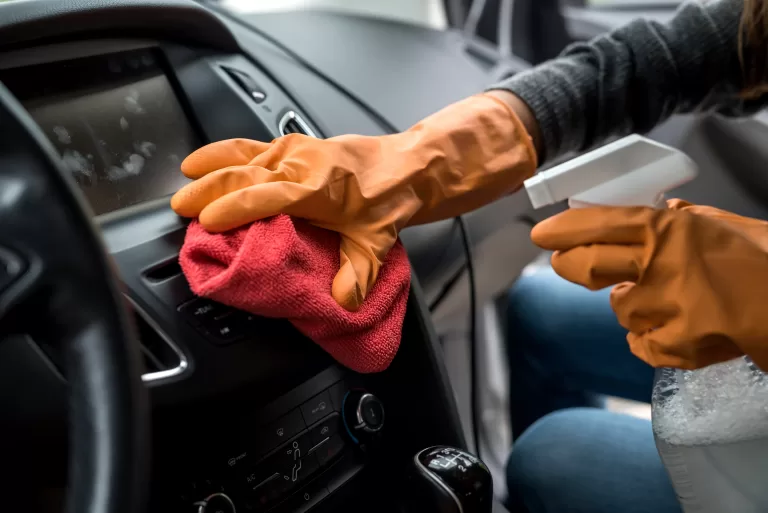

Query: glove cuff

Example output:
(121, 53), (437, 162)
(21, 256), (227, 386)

(482, 92), (539, 173)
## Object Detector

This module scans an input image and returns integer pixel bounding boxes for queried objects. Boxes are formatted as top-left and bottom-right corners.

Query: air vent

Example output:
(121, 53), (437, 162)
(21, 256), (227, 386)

(128, 297), (188, 383)
(144, 259), (183, 283)
(278, 111), (317, 138)
(33, 297), (188, 384)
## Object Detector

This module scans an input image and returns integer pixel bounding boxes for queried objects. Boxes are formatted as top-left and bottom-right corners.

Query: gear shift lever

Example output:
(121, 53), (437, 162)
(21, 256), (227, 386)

(409, 446), (493, 513)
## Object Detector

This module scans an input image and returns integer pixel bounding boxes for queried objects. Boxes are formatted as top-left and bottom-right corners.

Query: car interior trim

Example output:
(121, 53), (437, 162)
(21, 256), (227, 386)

(278, 110), (318, 138)
(125, 294), (190, 383)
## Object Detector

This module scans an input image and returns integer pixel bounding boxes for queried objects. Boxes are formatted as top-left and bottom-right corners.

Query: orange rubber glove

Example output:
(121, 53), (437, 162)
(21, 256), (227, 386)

(171, 94), (537, 311)
(531, 199), (768, 371)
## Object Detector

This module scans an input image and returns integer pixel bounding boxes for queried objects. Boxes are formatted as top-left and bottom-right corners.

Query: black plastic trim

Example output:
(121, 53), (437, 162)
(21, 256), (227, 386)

(0, 0), (239, 53)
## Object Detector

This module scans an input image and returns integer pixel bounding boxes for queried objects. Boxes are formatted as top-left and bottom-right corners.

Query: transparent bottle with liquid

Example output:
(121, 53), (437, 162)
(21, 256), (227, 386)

(524, 134), (768, 512)
(652, 358), (768, 513)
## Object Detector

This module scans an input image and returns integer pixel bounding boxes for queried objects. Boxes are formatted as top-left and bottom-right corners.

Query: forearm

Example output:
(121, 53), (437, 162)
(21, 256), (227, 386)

(492, 0), (763, 164)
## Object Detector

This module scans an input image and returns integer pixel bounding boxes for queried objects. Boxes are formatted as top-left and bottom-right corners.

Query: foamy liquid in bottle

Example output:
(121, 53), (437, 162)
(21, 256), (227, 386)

(652, 357), (768, 512)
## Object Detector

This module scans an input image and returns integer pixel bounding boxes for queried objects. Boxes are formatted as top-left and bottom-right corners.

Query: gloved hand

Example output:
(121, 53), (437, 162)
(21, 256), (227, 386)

(531, 199), (768, 371)
(171, 94), (537, 311)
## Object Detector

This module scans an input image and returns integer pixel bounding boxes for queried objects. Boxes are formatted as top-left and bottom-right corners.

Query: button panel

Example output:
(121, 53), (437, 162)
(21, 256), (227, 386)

(177, 298), (257, 346)
(280, 482), (329, 513)
(220, 448), (253, 474)
(247, 470), (294, 512)
(236, 425), (339, 511)
(178, 298), (225, 322)
(258, 410), (307, 455)
(178, 380), (361, 513)
(268, 431), (313, 474)
(308, 413), (340, 446)
(328, 382), (347, 412)
(300, 391), (332, 426)
(208, 311), (248, 344)
(313, 435), (346, 467)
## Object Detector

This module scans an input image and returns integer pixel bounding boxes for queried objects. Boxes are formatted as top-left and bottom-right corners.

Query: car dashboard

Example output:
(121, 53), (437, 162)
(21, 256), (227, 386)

(0, 1), (527, 512)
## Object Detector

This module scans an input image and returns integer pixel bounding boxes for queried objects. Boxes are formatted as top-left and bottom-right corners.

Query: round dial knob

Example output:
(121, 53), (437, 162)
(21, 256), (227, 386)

(342, 390), (385, 443)
(194, 493), (236, 513)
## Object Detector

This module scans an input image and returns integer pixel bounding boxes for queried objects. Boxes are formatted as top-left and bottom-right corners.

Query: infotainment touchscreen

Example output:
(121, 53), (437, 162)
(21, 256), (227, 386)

(0, 48), (201, 215)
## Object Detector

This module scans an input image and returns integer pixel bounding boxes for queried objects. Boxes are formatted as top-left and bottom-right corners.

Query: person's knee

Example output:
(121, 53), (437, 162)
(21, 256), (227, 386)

(507, 265), (619, 354)
(507, 268), (554, 333)
(507, 408), (613, 511)
(507, 408), (680, 513)
(507, 408), (587, 497)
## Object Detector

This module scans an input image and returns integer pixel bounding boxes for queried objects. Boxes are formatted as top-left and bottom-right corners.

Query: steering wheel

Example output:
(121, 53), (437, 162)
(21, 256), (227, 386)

(0, 86), (149, 512)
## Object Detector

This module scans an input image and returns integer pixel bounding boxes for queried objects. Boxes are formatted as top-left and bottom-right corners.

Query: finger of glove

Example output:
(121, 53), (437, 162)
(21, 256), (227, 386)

(610, 282), (674, 334)
(198, 181), (317, 232)
(171, 165), (287, 218)
(626, 328), (743, 370)
(550, 244), (645, 291)
(666, 201), (768, 247)
(668, 198), (742, 221)
(531, 207), (654, 251)
(666, 198), (695, 211)
(676, 204), (764, 237)
(249, 134), (314, 170)
(332, 234), (386, 312)
(181, 139), (272, 178)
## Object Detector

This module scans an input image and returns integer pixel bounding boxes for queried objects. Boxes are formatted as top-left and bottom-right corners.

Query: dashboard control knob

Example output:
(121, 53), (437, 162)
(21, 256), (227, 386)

(194, 493), (236, 513)
(342, 390), (385, 443)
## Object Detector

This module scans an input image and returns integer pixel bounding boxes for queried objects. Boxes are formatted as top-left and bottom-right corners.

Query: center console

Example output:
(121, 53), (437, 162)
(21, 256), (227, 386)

(172, 374), (373, 513)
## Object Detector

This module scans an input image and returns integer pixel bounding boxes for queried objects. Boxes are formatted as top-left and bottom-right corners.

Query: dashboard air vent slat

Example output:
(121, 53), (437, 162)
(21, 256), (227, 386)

(31, 302), (188, 384)
(278, 111), (317, 138)
(128, 298), (188, 383)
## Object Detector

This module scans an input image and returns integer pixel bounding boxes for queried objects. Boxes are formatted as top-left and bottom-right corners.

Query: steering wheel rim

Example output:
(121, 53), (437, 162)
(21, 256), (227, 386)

(0, 85), (149, 513)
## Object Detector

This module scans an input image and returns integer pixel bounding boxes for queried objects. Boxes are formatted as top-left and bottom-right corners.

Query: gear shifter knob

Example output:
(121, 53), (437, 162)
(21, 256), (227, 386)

(410, 446), (492, 513)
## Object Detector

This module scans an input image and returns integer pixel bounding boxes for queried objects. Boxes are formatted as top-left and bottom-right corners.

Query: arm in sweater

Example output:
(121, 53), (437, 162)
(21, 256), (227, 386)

(492, 0), (768, 164)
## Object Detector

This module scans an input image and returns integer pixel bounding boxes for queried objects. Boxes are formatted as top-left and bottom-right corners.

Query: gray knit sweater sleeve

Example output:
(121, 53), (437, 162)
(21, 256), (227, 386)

(493, 0), (768, 163)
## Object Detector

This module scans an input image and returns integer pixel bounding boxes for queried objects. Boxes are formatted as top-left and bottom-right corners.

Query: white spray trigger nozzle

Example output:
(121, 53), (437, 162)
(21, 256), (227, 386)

(524, 134), (698, 209)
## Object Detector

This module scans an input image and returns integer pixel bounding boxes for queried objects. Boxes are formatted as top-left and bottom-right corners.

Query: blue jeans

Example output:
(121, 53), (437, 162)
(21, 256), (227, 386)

(505, 267), (681, 513)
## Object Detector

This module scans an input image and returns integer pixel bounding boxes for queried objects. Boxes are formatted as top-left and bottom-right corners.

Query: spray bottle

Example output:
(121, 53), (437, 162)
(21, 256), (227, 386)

(524, 134), (768, 513)
(524, 134), (696, 209)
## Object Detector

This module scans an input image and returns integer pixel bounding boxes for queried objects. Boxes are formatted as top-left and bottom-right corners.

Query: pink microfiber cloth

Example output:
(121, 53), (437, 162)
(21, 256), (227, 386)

(179, 215), (411, 373)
